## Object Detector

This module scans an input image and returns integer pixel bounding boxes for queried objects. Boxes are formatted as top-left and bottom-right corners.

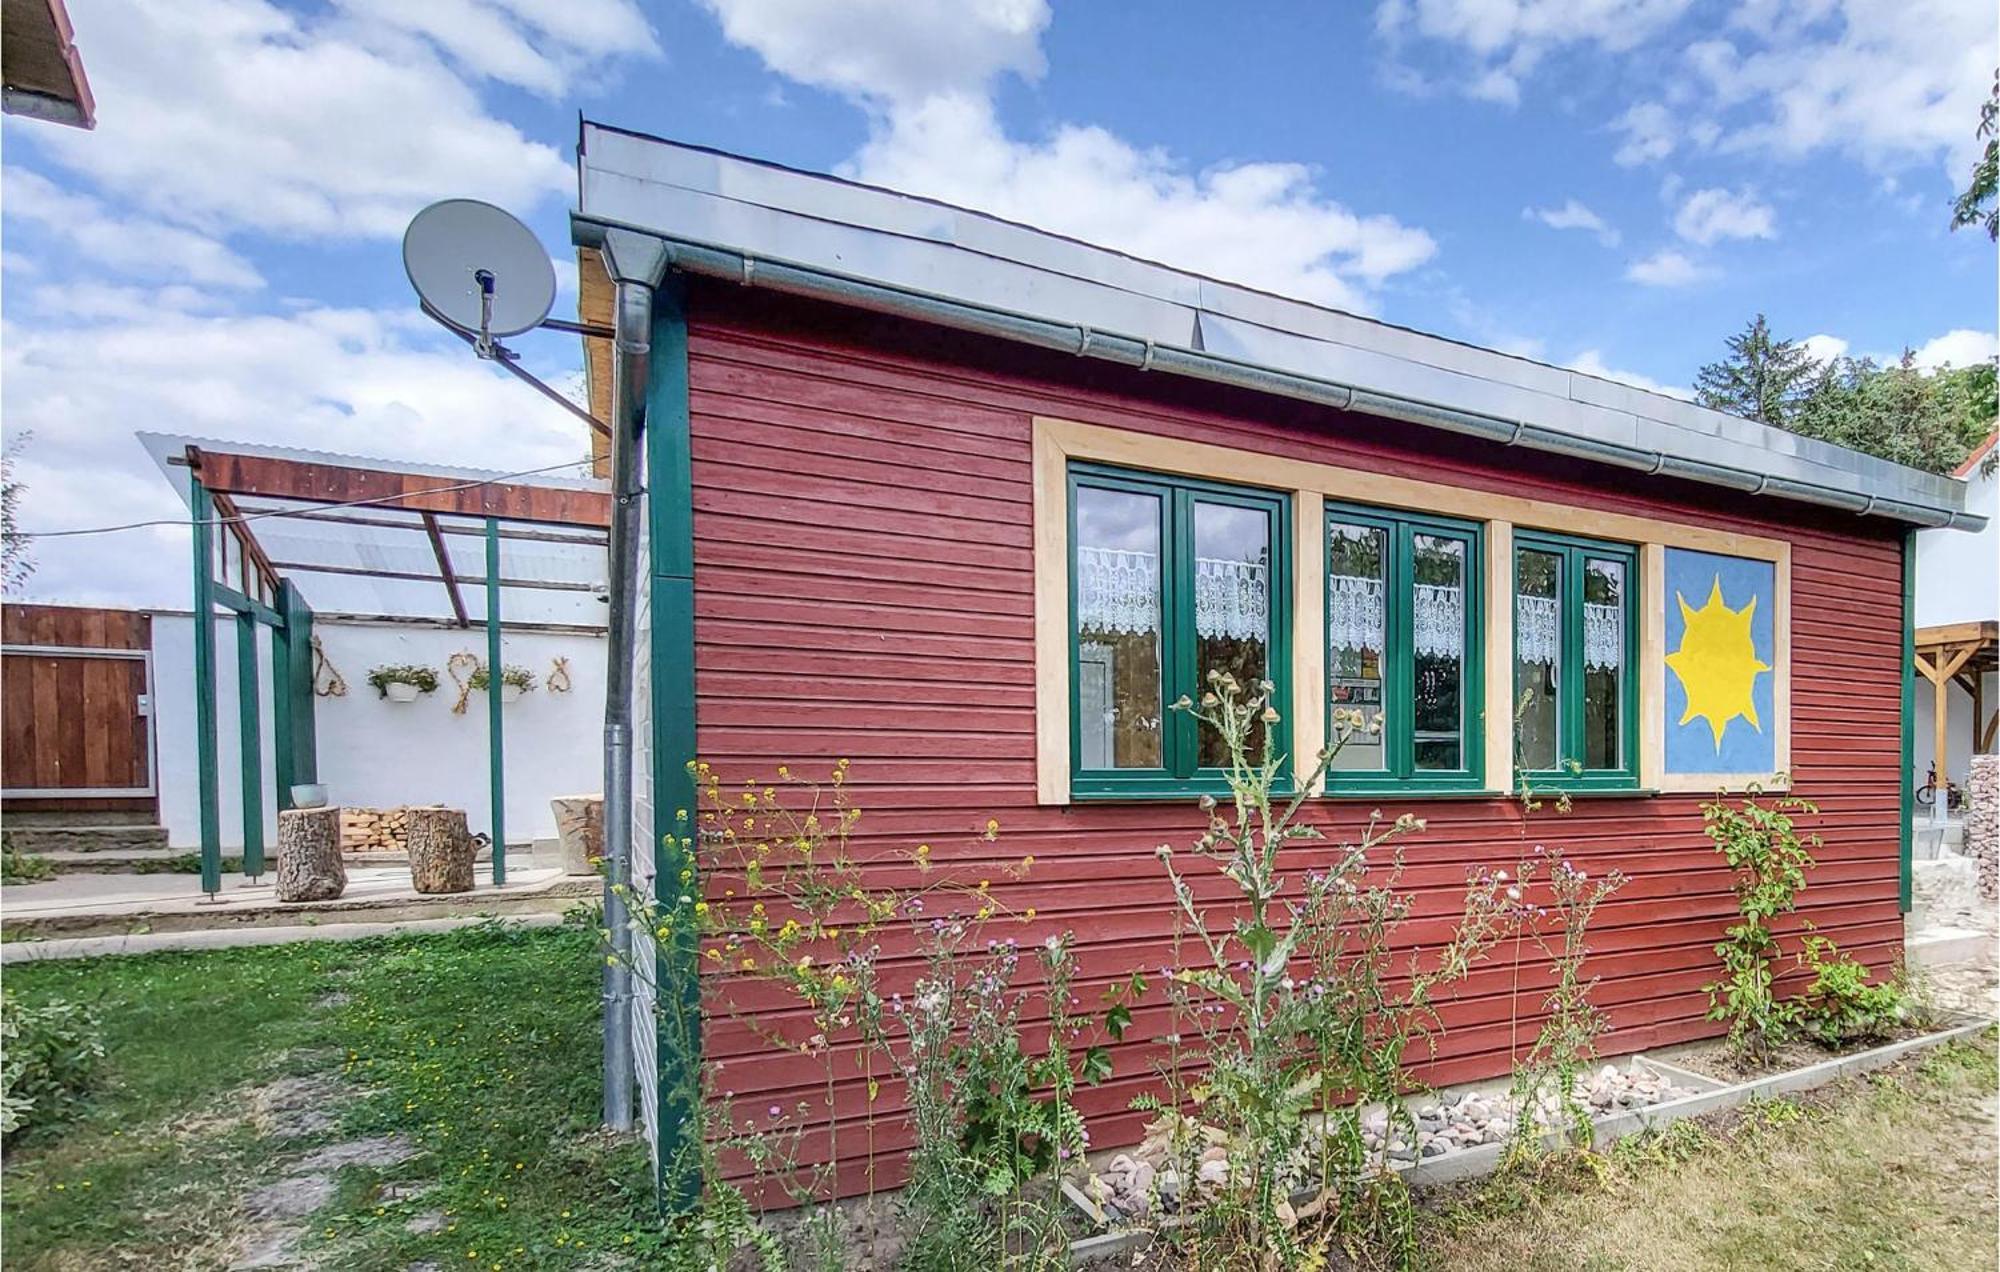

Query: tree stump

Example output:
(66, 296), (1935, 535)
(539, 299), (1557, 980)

(406, 806), (475, 894)
(549, 794), (603, 876)
(276, 807), (347, 902)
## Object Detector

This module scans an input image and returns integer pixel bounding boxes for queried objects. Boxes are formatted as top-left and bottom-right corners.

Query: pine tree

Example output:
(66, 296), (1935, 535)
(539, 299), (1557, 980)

(1694, 314), (1816, 425)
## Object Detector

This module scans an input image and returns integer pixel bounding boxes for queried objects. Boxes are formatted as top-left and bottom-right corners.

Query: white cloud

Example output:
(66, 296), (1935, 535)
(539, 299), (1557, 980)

(1389, 1), (1993, 176)
(845, 97), (1436, 311)
(1691, 0), (1996, 174)
(13, 0), (600, 240)
(1568, 349), (1693, 400)
(1523, 198), (1619, 246)
(702, 0), (1437, 313)
(698, 0), (1048, 106)
(1624, 248), (1709, 287)
(3, 168), (264, 288)
(1610, 102), (1677, 166)
(331, 0), (658, 97)
(1800, 333), (1849, 364)
(2, 298), (593, 606)
(1909, 329), (1997, 371)
(1376, 0), (1695, 105)
(1672, 187), (1777, 245)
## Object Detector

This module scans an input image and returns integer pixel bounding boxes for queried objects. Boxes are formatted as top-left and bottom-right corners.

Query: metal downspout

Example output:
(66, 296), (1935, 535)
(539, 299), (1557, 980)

(600, 268), (654, 1132)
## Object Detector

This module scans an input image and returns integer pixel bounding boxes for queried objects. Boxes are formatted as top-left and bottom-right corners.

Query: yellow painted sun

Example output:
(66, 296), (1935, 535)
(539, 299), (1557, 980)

(1665, 578), (1771, 749)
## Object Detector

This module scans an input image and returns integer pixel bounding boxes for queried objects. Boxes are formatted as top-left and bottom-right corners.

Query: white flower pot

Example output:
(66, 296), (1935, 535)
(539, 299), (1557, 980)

(291, 783), (329, 809)
(383, 682), (422, 703)
(499, 684), (523, 704)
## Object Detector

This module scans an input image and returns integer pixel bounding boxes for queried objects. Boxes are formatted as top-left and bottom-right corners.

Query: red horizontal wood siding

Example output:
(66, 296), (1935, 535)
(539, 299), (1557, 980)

(678, 285), (1907, 1196)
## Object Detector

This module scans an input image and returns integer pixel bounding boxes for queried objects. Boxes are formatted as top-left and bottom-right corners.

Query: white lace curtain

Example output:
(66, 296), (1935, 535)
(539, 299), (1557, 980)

(1075, 547), (1269, 641)
(1078, 546), (1620, 669)
(1328, 576), (1465, 658)
(1516, 596), (1624, 670)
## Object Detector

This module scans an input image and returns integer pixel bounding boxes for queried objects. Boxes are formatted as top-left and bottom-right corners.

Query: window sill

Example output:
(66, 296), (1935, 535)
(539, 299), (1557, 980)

(1067, 780), (1299, 804)
(1317, 787), (1502, 801)
(1518, 784), (1658, 799)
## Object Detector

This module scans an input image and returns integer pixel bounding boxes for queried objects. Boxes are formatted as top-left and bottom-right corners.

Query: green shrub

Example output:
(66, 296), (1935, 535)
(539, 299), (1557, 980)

(1701, 790), (1819, 1064)
(1, 847), (58, 884)
(1, 991), (105, 1139)
(1792, 935), (1908, 1048)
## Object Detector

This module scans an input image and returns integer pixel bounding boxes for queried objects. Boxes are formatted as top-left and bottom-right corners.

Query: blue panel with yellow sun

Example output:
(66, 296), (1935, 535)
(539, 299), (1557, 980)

(1663, 548), (1776, 775)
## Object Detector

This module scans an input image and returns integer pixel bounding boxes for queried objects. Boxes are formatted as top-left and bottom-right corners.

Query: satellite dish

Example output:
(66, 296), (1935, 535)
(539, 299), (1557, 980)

(403, 199), (556, 341)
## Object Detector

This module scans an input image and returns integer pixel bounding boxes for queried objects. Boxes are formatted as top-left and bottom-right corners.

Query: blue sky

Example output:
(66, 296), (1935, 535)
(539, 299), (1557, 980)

(3, 0), (1994, 606)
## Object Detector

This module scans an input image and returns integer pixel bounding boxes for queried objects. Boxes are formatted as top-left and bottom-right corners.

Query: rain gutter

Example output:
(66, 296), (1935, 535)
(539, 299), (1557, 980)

(573, 216), (1983, 532)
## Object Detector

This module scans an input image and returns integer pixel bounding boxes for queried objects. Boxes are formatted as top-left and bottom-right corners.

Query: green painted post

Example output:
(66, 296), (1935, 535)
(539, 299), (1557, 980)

(1900, 529), (1916, 913)
(287, 588), (319, 787)
(272, 605), (294, 815)
(190, 482), (222, 898)
(236, 611), (266, 878)
(486, 518), (506, 885)
(648, 278), (702, 1212)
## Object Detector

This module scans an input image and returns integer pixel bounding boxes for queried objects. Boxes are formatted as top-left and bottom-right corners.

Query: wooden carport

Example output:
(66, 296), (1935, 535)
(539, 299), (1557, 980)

(159, 439), (610, 897)
(1915, 620), (1999, 795)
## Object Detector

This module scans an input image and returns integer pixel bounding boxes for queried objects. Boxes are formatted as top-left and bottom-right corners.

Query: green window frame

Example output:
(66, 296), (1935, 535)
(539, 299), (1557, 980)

(1067, 462), (1292, 799)
(1323, 504), (1485, 794)
(1512, 530), (1640, 791)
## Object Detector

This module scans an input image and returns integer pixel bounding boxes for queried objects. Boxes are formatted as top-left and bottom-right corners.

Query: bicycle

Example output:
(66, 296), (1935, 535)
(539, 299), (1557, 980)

(1915, 762), (1965, 812)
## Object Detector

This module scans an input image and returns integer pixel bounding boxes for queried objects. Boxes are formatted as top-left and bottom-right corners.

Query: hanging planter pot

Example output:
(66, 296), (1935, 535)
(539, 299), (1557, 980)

(368, 664), (440, 703)
(468, 662), (536, 705)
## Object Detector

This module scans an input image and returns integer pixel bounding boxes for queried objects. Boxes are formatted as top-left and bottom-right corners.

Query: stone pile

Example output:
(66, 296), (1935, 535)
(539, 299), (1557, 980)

(1969, 755), (1997, 901)
(1086, 1064), (1698, 1227)
(339, 806), (412, 854)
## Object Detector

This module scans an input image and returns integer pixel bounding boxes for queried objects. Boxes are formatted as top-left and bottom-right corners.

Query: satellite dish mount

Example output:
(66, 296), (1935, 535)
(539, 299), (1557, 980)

(402, 199), (610, 437)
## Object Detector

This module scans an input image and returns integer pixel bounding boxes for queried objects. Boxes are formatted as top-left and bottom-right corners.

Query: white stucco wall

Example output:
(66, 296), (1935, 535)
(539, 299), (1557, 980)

(1915, 462), (1998, 629)
(1913, 456), (1998, 790)
(152, 614), (605, 849)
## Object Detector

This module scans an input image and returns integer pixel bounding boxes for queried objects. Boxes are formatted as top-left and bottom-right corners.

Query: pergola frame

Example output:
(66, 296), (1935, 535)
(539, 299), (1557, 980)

(178, 443), (610, 897)
(1915, 619), (1999, 819)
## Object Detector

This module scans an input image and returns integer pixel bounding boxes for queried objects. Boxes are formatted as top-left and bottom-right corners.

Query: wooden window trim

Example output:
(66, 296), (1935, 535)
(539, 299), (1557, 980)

(1032, 415), (1792, 804)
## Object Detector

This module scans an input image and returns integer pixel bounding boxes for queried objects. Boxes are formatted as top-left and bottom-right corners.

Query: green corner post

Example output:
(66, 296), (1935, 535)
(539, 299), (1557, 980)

(272, 602), (294, 817)
(486, 517), (507, 885)
(236, 609), (266, 879)
(1899, 528), (1916, 914)
(649, 275), (702, 1212)
(191, 481), (223, 898)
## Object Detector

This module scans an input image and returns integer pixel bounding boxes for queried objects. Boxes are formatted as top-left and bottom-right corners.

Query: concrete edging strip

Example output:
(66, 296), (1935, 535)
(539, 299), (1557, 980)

(1065, 1015), (1995, 1260)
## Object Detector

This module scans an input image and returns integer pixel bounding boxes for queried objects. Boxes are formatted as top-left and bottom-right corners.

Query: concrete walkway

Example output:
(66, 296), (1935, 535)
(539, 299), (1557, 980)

(1, 912), (567, 963)
(1, 853), (597, 939)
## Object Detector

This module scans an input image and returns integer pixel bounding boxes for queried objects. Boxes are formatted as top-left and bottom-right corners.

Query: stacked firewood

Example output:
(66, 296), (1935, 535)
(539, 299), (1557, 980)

(339, 806), (413, 854)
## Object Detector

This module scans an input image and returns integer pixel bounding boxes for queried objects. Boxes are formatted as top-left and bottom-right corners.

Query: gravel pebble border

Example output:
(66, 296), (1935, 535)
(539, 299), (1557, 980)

(1064, 1014), (1994, 1260)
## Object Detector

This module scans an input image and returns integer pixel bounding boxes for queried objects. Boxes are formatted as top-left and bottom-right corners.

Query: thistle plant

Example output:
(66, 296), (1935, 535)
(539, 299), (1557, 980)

(1148, 672), (1514, 1268)
(1504, 845), (1627, 1157)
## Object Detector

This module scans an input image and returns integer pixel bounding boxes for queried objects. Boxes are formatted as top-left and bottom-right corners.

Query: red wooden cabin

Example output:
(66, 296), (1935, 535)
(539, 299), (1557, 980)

(569, 122), (1985, 1197)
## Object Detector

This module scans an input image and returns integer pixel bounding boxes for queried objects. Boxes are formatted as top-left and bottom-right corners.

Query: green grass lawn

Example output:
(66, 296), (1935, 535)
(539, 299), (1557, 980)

(1418, 1034), (1999, 1272)
(3, 924), (1993, 1271)
(1, 921), (671, 1270)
